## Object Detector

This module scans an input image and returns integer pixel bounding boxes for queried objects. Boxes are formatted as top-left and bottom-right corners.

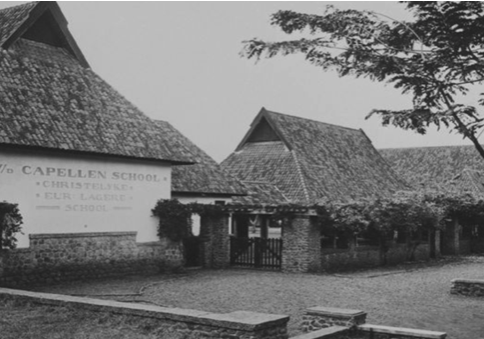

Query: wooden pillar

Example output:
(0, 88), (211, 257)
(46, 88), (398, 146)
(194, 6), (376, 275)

(434, 230), (441, 258)
(260, 216), (269, 239)
(281, 215), (321, 273)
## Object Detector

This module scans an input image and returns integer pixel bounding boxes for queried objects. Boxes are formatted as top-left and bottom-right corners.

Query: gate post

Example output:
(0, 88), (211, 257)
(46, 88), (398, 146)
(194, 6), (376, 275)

(200, 213), (230, 269)
(282, 215), (321, 273)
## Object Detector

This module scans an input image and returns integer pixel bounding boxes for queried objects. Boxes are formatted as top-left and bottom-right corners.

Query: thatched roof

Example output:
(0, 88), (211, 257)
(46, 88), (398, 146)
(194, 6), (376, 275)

(0, 2), (191, 164)
(153, 120), (246, 196)
(230, 181), (290, 205)
(380, 145), (484, 196)
(222, 108), (407, 204)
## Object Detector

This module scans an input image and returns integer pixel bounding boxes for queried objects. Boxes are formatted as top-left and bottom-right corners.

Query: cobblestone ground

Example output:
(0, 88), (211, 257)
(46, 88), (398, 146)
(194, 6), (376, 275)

(32, 256), (484, 338)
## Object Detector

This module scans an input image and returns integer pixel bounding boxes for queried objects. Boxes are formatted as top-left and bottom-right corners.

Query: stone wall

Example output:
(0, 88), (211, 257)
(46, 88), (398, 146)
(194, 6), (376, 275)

(0, 288), (449, 339)
(451, 278), (484, 297)
(200, 214), (230, 269)
(299, 306), (446, 339)
(0, 232), (183, 287)
(0, 287), (289, 339)
(279, 214), (433, 273)
(302, 307), (367, 332)
(320, 244), (430, 272)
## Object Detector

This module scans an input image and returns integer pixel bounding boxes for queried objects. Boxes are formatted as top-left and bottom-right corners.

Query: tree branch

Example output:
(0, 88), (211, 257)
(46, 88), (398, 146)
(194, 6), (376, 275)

(440, 89), (484, 158)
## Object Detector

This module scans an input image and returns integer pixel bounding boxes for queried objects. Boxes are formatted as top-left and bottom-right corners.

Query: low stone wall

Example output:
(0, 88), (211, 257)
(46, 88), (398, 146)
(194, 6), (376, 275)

(0, 287), (449, 339)
(301, 306), (367, 332)
(451, 278), (484, 297)
(300, 306), (446, 339)
(0, 232), (183, 287)
(0, 288), (289, 339)
(321, 244), (430, 271)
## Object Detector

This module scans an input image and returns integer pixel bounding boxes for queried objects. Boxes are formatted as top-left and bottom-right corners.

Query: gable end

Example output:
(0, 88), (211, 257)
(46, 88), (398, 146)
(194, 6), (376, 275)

(2, 2), (89, 68)
(235, 107), (292, 151)
(246, 117), (281, 143)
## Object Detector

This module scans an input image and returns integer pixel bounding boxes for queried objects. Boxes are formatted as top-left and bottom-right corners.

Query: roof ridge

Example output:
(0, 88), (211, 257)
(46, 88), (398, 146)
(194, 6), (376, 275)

(291, 150), (311, 204)
(0, 1), (39, 13)
(0, 1), (38, 46)
(264, 108), (362, 133)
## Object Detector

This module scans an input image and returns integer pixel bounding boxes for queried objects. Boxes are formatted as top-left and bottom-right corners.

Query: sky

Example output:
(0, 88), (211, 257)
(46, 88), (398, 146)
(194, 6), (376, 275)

(1, 1), (481, 162)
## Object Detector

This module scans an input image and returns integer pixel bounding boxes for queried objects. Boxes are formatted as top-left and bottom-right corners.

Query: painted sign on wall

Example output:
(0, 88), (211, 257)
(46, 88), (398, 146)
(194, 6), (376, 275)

(0, 150), (171, 247)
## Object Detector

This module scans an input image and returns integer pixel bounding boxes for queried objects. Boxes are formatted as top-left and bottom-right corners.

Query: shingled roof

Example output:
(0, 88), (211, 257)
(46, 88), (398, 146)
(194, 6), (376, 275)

(221, 108), (407, 204)
(380, 145), (484, 193)
(152, 120), (246, 196)
(449, 168), (484, 197)
(231, 181), (290, 205)
(0, 2), (192, 164)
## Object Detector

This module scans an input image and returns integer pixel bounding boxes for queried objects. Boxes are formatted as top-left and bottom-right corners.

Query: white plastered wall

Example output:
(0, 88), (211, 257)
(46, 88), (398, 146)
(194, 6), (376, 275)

(0, 149), (171, 247)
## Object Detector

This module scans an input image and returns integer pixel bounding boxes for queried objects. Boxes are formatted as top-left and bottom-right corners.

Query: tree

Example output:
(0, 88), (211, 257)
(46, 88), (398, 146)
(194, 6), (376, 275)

(0, 202), (23, 250)
(242, 2), (484, 159)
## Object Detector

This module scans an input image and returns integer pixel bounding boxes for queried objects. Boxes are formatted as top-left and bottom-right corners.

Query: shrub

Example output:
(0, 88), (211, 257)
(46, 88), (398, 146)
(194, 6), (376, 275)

(0, 202), (23, 250)
(152, 199), (192, 242)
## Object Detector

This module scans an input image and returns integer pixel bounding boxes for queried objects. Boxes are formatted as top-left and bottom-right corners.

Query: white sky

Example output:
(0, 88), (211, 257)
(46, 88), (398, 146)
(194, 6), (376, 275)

(1, 1), (481, 162)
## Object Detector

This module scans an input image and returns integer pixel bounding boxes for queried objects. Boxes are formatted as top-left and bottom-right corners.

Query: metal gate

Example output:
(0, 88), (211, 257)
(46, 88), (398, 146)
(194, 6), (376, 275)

(230, 237), (282, 269)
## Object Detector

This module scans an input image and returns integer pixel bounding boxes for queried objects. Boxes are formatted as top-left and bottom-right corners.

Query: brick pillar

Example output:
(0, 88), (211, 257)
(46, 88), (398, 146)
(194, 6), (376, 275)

(200, 214), (230, 269)
(282, 215), (321, 273)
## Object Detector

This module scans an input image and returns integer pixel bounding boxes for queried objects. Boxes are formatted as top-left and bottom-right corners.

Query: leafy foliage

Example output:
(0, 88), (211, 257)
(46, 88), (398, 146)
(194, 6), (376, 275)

(425, 192), (484, 227)
(324, 200), (370, 239)
(319, 191), (484, 245)
(242, 2), (484, 158)
(152, 199), (193, 242)
(0, 202), (23, 250)
(153, 193), (483, 250)
(152, 199), (229, 242)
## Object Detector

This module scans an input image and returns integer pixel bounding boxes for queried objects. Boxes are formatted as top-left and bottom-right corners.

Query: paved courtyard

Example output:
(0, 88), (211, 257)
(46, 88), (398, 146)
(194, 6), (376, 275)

(32, 257), (484, 338)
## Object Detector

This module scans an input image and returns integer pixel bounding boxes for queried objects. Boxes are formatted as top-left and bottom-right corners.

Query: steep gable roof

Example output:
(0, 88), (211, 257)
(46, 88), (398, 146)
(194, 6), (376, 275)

(153, 121), (246, 196)
(0, 2), (192, 164)
(222, 108), (407, 204)
(0, 2), (88, 67)
(380, 145), (484, 191)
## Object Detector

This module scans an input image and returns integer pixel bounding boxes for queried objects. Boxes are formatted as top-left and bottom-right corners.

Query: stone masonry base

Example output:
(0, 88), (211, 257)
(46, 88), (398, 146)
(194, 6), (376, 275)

(0, 232), (183, 287)
(450, 278), (484, 297)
